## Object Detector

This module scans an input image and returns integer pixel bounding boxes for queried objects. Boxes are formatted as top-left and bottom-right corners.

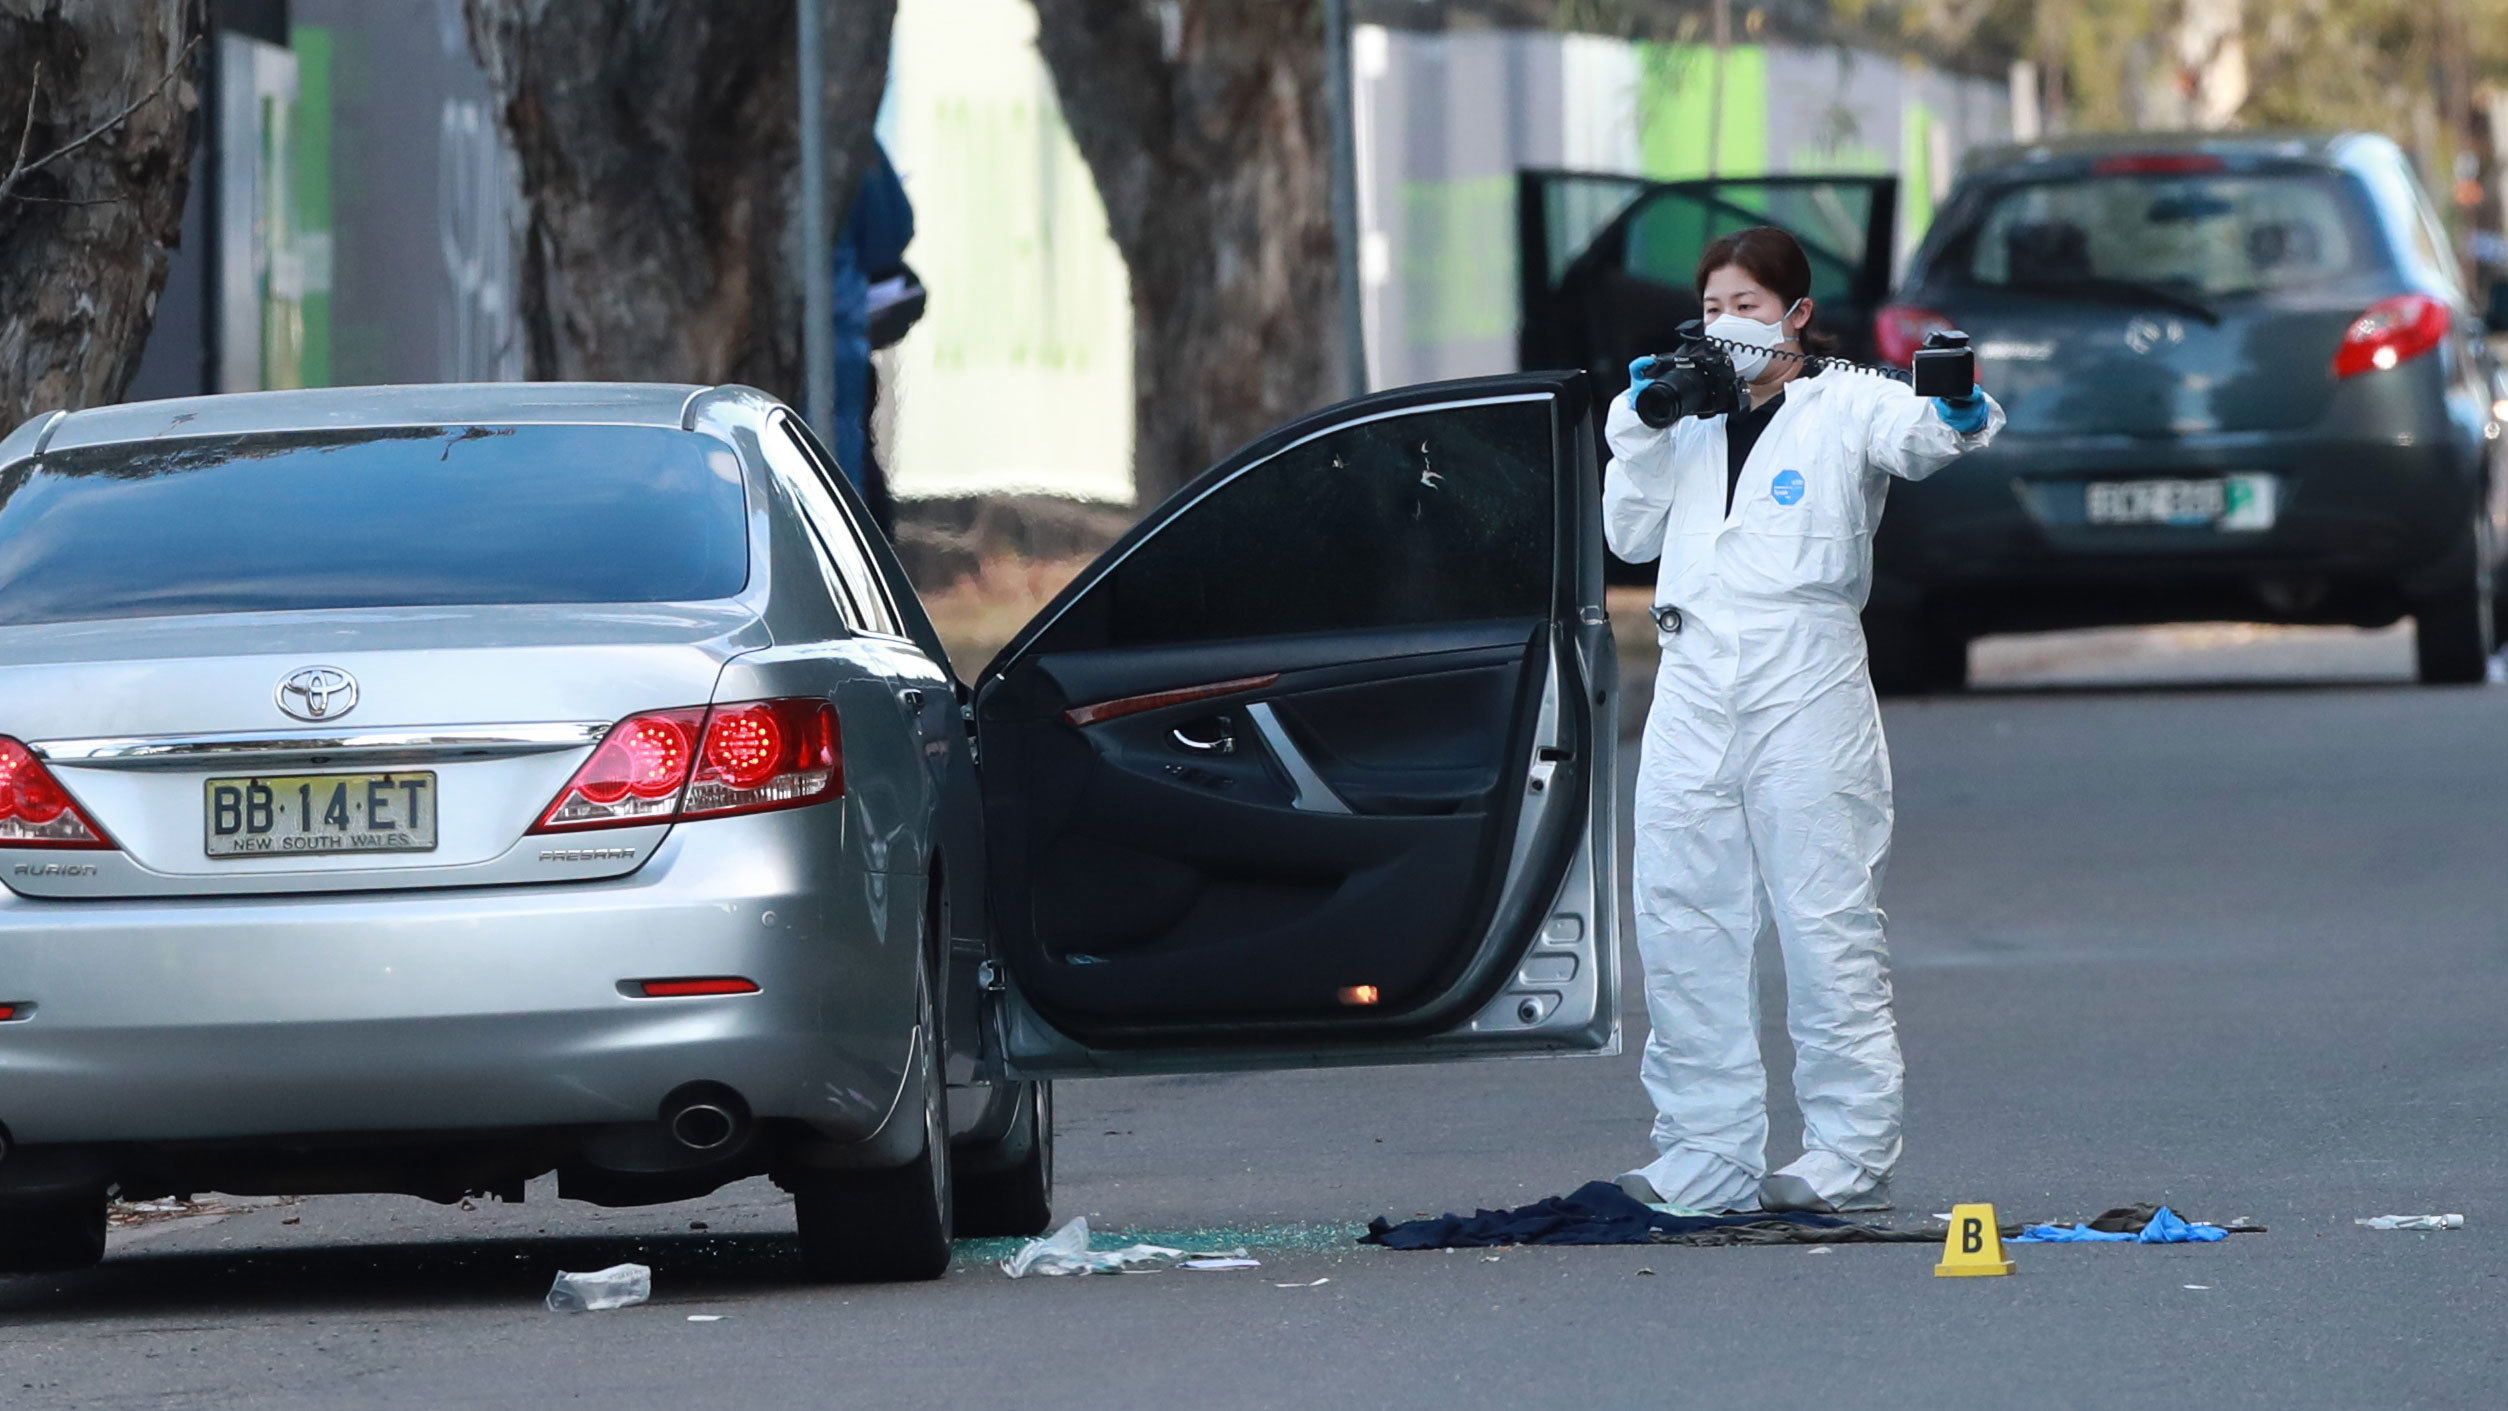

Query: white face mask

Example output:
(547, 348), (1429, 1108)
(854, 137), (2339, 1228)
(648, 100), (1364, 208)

(1703, 298), (1805, 380)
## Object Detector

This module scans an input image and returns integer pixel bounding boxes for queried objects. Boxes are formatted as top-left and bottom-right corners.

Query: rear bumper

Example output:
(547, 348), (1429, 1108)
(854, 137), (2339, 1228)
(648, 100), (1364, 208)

(1875, 423), (2484, 630)
(0, 813), (921, 1151)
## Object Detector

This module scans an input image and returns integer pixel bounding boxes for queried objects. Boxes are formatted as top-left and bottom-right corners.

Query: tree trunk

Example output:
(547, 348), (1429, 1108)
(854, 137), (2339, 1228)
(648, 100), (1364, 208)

(463, 0), (894, 400)
(1033, 0), (1342, 506)
(0, 0), (201, 428)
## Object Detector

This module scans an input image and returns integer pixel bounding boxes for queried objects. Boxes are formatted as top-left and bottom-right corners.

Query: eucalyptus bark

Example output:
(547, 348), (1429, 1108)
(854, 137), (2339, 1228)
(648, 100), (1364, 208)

(1033, 0), (1342, 506)
(0, 0), (201, 428)
(463, 0), (894, 398)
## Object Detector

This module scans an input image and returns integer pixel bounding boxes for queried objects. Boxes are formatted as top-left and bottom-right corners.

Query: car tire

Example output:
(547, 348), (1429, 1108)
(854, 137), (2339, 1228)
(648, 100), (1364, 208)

(952, 1081), (1054, 1239)
(2413, 559), (2495, 685)
(0, 1187), (109, 1274)
(790, 958), (954, 1283)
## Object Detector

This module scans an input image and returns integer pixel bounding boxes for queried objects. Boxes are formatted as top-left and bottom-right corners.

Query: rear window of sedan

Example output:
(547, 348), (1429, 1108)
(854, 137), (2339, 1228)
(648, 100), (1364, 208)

(0, 424), (749, 625)
(1939, 169), (2384, 299)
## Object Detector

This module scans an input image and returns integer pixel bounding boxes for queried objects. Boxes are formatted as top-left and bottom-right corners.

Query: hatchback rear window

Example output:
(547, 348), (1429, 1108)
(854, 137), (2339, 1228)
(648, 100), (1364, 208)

(0, 425), (748, 626)
(1946, 170), (2381, 298)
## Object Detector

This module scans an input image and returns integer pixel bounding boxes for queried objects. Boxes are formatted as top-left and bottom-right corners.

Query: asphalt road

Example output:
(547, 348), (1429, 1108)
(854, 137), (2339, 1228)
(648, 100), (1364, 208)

(7, 625), (2504, 1410)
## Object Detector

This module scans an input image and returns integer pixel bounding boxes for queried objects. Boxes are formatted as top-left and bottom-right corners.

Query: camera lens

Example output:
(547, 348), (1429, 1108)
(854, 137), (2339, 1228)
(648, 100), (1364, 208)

(1635, 365), (1718, 428)
(1633, 378), (1683, 429)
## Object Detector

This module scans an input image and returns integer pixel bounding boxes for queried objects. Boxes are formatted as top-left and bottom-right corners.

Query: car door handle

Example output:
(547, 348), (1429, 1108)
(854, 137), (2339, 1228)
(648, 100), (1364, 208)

(898, 688), (925, 712)
(1171, 717), (1235, 754)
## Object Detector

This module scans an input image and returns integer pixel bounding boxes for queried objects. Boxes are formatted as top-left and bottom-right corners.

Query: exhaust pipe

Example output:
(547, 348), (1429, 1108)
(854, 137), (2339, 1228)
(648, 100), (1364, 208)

(658, 1084), (749, 1154)
(668, 1102), (739, 1152)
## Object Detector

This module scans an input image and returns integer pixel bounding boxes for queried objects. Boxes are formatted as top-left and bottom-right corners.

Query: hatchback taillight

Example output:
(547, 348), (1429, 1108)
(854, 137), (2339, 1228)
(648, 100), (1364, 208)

(2334, 294), (2450, 379)
(1875, 304), (1954, 367)
(533, 699), (843, 833)
(0, 737), (114, 849)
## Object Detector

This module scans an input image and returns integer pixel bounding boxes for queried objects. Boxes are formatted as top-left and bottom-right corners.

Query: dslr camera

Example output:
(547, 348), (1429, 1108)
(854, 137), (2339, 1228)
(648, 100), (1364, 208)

(1630, 321), (1745, 429)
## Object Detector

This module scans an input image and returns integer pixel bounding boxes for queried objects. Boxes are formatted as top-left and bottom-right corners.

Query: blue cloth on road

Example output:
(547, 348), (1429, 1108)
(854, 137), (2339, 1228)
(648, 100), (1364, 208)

(1934, 386), (1990, 435)
(1362, 1180), (1861, 1249)
(2011, 1206), (2227, 1244)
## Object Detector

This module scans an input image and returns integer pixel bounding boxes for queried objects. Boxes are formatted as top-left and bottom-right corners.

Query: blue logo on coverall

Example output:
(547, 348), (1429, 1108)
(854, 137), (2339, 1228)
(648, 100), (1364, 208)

(1770, 469), (1806, 505)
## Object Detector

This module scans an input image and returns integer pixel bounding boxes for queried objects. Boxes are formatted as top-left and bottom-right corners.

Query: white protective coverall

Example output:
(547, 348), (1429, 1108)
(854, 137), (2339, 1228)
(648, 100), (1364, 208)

(1605, 368), (2003, 1211)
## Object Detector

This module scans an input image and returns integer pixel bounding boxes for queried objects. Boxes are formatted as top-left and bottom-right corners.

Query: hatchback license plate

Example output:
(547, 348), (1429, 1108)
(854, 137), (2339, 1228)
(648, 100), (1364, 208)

(204, 772), (438, 857)
(2083, 474), (2277, 531)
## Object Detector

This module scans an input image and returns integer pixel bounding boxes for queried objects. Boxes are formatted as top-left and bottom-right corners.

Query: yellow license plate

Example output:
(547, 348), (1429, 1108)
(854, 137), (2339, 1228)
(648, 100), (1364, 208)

(203, 773), (438, 858)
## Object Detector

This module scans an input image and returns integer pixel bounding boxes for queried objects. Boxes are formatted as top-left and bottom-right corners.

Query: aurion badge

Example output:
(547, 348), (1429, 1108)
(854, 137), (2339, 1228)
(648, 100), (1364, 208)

(276, 666), (358, 722)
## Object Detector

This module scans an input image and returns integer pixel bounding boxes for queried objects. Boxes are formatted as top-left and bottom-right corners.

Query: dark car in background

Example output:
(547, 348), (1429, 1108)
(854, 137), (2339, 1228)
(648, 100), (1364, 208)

(1868, 132), (2507, 689)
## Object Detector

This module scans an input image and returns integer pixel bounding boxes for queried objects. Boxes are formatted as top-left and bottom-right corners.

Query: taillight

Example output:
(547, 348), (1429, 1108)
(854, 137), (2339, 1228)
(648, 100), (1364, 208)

(536, 707), (706, 829)
(1876, 304), (1954, 367)
(683, 699), (840, 819)
(2334, 294), (2450, 379)
(0, 737), (114, 849)
(533, 699), (841, 833)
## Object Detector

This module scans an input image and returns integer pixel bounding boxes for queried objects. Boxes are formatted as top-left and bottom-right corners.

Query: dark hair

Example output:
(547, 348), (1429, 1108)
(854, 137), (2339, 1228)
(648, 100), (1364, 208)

(1696, 226), (1837, 356)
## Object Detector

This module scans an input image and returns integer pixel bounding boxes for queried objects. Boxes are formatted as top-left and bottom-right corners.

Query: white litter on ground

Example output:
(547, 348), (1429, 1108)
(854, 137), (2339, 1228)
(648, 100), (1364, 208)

(1001, 1217), (1251, 1277)
(546, 1264), (651, 1313)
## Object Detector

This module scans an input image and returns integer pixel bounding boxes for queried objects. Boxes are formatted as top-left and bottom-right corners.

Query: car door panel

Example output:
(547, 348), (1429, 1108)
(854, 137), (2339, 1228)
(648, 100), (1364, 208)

(974, 375), (1618, 1075)
(983, 629), (1544, 1032)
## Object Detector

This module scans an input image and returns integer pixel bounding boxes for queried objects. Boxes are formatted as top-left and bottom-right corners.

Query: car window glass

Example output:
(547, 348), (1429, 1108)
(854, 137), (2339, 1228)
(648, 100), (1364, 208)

(1037, 398), (1553, 653)
(2399, 165), (2466, 299)
(761, 416), (901, 636)
(1957, 172), (2376, 297)
(1623, 183), (1872, 306)
(783, 419), (906, 637)
(0, 425), (748, 626)
(1535, 173), (1648, 292)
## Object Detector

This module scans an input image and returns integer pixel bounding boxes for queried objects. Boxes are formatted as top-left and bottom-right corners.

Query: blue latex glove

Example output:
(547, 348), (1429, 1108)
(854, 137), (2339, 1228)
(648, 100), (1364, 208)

(1625, 354), (1667, 409)
(1934, 384), (1989, 435)
(2135, 1207), (2227, 1243)
(2008, 1206), (2228, 1244)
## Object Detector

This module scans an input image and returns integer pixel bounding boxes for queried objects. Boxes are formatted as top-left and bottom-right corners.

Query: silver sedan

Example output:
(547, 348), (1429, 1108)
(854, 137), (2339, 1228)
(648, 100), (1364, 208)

(0, 376), (1618, 1281)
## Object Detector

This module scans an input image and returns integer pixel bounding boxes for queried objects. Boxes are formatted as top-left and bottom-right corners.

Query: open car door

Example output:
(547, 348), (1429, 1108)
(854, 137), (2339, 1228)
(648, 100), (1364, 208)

(971, 374), (1616, 1077)
(1518, 170), (1900, 409)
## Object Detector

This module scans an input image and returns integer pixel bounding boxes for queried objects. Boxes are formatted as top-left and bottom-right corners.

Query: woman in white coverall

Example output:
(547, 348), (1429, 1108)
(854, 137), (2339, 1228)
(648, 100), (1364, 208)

(1608, 227), (2002, 1215)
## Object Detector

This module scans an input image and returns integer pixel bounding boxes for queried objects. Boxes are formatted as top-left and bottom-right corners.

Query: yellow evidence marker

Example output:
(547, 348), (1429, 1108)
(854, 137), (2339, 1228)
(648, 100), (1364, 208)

(1935, 1203), (2016, 1277)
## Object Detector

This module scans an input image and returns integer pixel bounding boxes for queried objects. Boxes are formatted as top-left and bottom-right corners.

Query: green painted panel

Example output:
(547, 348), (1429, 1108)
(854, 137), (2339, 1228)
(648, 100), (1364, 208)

(289, 24), (333, 388)
(1637, 44), (1768, 183)
(1901, 99), (1937, 248)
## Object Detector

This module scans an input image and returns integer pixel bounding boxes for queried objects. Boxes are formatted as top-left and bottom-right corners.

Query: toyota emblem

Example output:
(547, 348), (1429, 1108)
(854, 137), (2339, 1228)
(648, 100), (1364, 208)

(276, 666), (359, 722)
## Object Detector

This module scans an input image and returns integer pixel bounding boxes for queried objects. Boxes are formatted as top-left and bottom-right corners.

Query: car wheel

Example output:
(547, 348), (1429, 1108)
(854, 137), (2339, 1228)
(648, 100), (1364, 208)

(0, 1187), (108, 1274)
(790, 957), (954, 1283)
(2413, 558), (2495, 685)
(952, 1081), (1054, 1239)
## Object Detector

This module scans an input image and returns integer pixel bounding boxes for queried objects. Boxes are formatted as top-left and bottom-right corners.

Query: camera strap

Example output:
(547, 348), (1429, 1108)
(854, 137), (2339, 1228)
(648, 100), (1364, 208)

(1694, 335), (1913, 385)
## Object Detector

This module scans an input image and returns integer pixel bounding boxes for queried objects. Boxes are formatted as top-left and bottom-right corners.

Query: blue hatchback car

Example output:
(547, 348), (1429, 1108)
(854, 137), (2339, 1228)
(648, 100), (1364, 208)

(1867, 132), (2507, 689)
